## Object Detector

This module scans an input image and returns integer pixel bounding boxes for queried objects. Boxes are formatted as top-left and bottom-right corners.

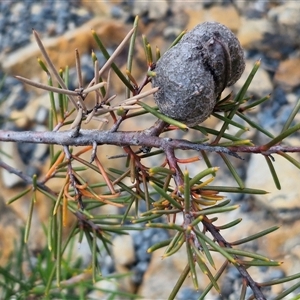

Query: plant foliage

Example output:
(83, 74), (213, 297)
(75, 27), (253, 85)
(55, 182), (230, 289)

(1, 16), (300, 300)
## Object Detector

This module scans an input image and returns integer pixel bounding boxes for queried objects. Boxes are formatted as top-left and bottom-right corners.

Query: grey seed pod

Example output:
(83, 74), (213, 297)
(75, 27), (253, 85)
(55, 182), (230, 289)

(152, 22), (245, 127)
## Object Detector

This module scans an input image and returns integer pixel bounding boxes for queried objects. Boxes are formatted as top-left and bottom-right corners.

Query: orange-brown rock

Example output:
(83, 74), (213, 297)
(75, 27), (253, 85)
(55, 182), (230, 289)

(274, 58), (300, 91)
(237, 18), (272, 49)
(185, 5), (240, 32)
(2, 18), (131, 85)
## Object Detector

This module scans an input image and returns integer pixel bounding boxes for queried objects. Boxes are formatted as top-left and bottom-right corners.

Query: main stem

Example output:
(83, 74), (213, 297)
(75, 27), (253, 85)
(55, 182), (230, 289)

(0, 129), (299, 155)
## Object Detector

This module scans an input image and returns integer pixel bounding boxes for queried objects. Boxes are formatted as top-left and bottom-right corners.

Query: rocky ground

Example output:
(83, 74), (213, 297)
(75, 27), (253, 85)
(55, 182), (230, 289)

(1, 1), (300, 299)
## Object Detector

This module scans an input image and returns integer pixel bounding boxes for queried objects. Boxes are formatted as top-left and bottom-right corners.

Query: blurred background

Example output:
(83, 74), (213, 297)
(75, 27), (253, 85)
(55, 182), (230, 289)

(1, 1), (300, 299)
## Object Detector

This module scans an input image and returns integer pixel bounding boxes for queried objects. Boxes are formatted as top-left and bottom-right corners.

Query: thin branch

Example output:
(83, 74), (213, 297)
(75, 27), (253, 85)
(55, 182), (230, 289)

(0, 159), (56, 197)
(203, 217), (266, 300)
(75, 48), (83, 89)
(165, 146), (183, 187)
(82, 82), (107, 94)
(0, 129), (299, 156)
(119, 87), (159, 105)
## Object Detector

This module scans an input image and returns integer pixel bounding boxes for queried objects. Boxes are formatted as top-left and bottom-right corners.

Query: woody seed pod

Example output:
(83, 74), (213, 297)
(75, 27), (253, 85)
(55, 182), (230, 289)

(152, 22), (245, 127)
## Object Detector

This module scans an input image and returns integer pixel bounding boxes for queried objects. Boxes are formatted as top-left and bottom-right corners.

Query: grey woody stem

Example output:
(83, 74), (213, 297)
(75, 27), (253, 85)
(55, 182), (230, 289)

(0, 129), (299, 157)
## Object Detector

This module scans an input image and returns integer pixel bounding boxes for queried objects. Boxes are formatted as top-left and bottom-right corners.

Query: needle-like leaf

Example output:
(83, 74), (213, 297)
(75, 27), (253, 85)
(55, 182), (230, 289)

(91, 27), (135, 91)
(15, 75), (78, 96)
(32, 30), (78, 108)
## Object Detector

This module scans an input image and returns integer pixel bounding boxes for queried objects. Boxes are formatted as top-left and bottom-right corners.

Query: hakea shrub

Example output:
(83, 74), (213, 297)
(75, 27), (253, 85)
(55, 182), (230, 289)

(1, 16), (300, 300)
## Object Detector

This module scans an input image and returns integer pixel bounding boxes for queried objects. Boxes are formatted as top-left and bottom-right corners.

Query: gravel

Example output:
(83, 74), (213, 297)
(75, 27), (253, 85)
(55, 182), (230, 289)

(0, 1), (93, 54)
(130, 225), (170, 286)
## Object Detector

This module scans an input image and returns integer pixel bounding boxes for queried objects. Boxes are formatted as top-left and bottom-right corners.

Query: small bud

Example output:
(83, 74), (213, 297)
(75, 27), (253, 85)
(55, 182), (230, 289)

(116, 107), (126, 116)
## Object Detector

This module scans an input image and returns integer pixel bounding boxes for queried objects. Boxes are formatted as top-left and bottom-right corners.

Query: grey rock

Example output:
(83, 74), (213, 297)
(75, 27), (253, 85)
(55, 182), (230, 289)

(87, 279), (120, 300)
(245, 151), (300, 222)
(268, 2), (300, 43)
(234, 59), (273, 97)
(0, 142), (26, 188)
(0, 0), (93, 54)
(112, 234), (135, 267)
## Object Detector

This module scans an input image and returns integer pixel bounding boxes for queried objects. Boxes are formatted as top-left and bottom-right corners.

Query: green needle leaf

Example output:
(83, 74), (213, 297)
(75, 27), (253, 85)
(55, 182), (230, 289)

(214, 60), (260, 143)
(184, 169), (191, 212)
(241, 94), (271, 111)
(273, 280), (300, 300)
(190, 215), (204, 227)
(231, 226), (279, 246)
(217, 218), (242, 230)
(48, 213), (54, 251)
(195, 233), (216, 269)
(168, 263), (190, 300)
(192, 205), (239, 217)
(189, 167), (219, 187)
(163, 234), (185, 257)
(238, 259), (281, 267)
(278, 151), (300, 169)
(56, 206), (63, 287)
(155, 46), (161, 61)
(217, 139), (253, 147)
(6, 186), (32, 204)
(264, 155), (281, 190)
(235, 60), (261, 104)
(214, 199), (231, 207)
(186, 241), (198, 290)
(91, 28), (134, 92)
(163, 231), (184, 256)
(24, 194), (35, 243)
(263, 122), (300, 150)
(147, 238), (173, 253)
(149, 166), (175, 176)
(38, 57), (49, 74)
(138, 101), (188, 129)
(201, 186), (267, 194)
(194, 229), (237, 265)
(199, 261), (228, 300)
(92, 230), (97, 283)
(281, 98), (300, 133)
(146, 43), (153, 66)
(131, 213), (162, 224)
(150, 181), (182, 210)
(260, 271), (300, 287)
(212, 112), (249, 131)
(194, 252), (220, 293)
(200, 150), (214, 169)
(127, 16), (139, 74)
(221, 248), (275, 261)
(236, 111), (274, 138)
(200, 126), (245, 141)
(168, 30), (187, 49)
(219, 153), (245, 189)
(146, 222), (184, 232)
